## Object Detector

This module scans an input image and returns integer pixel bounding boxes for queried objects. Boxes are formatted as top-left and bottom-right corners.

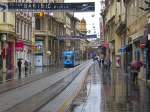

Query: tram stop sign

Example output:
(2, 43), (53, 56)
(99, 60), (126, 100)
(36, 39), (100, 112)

(0, 2), (95, 12)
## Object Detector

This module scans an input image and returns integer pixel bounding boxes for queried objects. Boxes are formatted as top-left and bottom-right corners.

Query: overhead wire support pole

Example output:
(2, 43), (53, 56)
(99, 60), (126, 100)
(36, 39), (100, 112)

(124, 0), (128, 73)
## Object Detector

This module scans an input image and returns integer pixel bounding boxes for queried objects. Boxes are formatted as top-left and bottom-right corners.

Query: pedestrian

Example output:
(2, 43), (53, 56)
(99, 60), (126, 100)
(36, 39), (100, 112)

(131, 60), (143, 84)
(104, 59), (108, 71)
(17, 59), (22, 79)
(24, 60), (28, 76)
(107, 59), (111, 72)
(99, 58), (104, 68)
(29, 62), (32, 74)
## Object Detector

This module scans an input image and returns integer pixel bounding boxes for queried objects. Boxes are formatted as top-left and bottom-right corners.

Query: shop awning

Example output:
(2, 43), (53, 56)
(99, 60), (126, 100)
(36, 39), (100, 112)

(133, 36), (143, 43)
(15, 41), (24, 51)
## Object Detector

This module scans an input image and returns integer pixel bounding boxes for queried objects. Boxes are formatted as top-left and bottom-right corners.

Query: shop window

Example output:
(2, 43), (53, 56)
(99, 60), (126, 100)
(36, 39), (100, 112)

(137, 50), (140, 61)
(135, 50), (140, 61)
(35, 18), (41, 30)
(3, 12), (6, 23)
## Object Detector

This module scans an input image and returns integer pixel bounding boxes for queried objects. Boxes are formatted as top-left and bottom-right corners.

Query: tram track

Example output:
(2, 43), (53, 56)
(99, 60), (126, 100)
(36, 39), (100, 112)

(0, 64), (86, 95)
(0, 62), (89, 112)
(0, 68), (65, 95)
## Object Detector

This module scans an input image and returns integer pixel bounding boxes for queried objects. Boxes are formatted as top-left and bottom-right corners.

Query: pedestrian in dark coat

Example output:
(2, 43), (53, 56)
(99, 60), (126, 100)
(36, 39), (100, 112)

(24, 60), (28, 76)
(17, 59), (22, 79)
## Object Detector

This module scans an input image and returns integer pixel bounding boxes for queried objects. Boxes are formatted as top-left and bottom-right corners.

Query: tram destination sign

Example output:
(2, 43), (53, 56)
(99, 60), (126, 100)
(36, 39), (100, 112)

(0, 2), (95, 12)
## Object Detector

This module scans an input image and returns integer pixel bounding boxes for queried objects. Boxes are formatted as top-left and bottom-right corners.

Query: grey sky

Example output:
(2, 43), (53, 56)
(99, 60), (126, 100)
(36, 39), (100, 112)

(64, 0), (101, 38)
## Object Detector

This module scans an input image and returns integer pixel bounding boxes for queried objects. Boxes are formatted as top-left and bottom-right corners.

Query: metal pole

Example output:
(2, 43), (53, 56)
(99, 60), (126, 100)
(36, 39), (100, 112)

(124, 1), (128, 73)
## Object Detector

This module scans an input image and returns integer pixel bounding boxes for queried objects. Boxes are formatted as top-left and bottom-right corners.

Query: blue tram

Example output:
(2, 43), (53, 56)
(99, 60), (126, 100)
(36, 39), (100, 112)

(63, 51), (80, 67)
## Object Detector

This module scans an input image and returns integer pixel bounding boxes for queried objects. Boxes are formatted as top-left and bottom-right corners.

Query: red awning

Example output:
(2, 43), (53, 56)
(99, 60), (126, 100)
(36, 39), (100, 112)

(15, 41), (24, 51)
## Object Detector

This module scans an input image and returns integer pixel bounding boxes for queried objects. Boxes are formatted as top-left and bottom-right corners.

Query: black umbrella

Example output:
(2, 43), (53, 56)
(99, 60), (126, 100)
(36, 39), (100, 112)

(17, 58), (23, 60)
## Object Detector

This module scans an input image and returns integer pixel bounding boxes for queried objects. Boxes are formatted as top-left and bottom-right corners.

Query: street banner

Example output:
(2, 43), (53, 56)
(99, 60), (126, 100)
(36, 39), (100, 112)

(0, 2), (95, 12)
(58, 34), (97, 40)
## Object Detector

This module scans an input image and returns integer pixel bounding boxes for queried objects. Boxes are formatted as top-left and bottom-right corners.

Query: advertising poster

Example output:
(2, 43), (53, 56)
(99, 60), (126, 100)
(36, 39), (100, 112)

(116, 55), (121, 67)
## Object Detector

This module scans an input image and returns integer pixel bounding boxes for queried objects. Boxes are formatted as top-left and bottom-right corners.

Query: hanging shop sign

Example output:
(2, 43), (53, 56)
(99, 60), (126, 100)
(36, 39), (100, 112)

(140, 43), (145, 49)
(0, 2), (95, 12)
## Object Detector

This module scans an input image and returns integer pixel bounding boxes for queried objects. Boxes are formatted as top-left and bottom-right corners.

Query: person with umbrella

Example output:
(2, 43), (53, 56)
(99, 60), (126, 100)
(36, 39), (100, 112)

(17, 58), (22, 79)
(131, 60), (143, 83)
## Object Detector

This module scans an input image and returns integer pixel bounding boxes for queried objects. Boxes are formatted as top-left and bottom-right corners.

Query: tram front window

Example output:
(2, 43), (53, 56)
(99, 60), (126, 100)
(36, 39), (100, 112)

(65, 55), (72, 61)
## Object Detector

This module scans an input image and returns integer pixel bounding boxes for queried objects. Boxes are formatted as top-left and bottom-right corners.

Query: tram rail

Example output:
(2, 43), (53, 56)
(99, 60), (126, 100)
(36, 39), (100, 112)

(0, 61), (90, 112)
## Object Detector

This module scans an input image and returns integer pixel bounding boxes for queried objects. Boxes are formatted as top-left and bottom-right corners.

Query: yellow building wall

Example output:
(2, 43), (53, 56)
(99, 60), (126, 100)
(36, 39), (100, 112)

(0, 12), (15, 33)
(106, 1), (116, 23)
(126, 0), (148, 79)
(115, 34), (121, 55)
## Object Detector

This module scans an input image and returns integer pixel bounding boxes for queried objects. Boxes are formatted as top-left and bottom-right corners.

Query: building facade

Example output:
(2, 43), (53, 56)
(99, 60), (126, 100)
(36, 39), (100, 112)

(125, 0), (148, 79)
(15, 11), (33, 70)
(102, 0), (122, 68)
(102, 0), (150, 80)
(0, 0), (16, 82)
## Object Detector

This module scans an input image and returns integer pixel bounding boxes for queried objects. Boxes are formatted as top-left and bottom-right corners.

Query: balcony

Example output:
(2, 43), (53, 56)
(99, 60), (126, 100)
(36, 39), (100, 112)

(0, 23), (15, 34)
(35, 30), (56, 37)
(116, 21), (126, 36)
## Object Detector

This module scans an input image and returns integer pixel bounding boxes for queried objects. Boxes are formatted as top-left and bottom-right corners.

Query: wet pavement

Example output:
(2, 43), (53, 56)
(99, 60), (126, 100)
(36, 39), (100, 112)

(72, 61), (104, 112)
(71, 61), (150, 112)
(104, 68), (150, 112)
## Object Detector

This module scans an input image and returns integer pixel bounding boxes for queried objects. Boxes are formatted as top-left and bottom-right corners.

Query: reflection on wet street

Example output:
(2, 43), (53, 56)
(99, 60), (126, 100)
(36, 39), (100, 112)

(72, 61), (150, 112)
(104, 68), (150, 112)
(72, 61), (104, 112)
